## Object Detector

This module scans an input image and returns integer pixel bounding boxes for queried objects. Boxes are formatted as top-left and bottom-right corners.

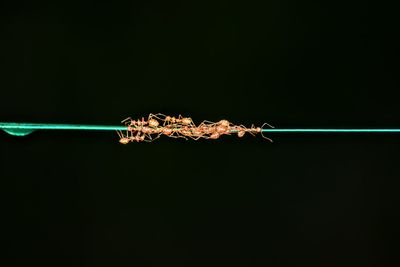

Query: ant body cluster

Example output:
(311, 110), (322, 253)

(117, 113), (272, 144)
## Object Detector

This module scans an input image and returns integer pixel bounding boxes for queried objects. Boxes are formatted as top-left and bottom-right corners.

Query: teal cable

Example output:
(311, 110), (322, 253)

(259, 129), (400, 133)
(0, 122), (127, 136)
(1, 122), (400, 137)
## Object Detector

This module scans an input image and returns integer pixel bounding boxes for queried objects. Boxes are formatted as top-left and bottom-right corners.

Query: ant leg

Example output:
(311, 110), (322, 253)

(143, 130), (161, 142)
(169, 127), (188, 140)
(148, 113), (167, 121)
(235, 124), (248, 133)
(198, 120), (216, 126)
(231, 124), (249, 137)
(188, 117), (197, 128)
(148, 113), (168, 127)
(126, 127), (130, 139)
(166, 134), (183, 139)
(151, 133), (162, 142)
(147, 129), (163, 142)
(121, 117), (132, 124)
(116, 130), (123, 139)
(191, 132), (207, 140)
(197, 121), (217, 134)
(142, 133), (154, 142)
(174, 130), (189, 140)
(246, 124), (257, 137)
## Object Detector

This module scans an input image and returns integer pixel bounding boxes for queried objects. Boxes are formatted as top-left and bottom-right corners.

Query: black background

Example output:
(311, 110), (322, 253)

(1, 1), (399, 266)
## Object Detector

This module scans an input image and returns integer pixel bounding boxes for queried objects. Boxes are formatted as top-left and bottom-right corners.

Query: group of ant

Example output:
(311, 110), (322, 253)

(117, 113), (273, 144)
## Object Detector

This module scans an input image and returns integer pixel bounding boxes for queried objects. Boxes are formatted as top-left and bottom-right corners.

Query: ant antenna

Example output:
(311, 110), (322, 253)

(261, 122), (274, 142)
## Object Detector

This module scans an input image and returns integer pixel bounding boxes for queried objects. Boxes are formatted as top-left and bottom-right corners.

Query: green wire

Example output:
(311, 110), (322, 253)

(259, 129), (400, 133)
(0, 122), (127, 136)
(1, 122), (400, 137)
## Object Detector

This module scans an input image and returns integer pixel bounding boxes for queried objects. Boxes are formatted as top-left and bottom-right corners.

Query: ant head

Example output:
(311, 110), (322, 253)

(119, 137), (130, 145)
(237, 131), (245, 137)
(148, 119), (159, 127)
(219, 120), (230, 127)
(181, 118), (192, 125)
(210, 132), (220, 139)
